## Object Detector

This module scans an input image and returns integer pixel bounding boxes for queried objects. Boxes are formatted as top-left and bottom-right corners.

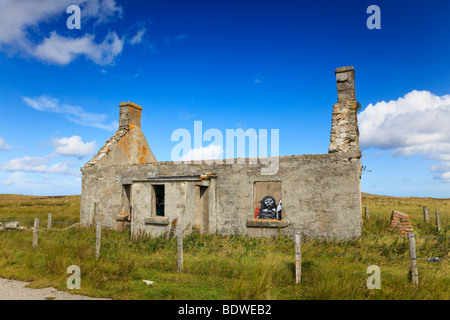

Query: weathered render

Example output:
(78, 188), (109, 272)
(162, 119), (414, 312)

(80, 66), (362, 239)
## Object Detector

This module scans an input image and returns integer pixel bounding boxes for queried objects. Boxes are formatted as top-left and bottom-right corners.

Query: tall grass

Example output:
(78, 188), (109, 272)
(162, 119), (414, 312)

(0, 194), (448, 300)
(0, 195), (80, 227)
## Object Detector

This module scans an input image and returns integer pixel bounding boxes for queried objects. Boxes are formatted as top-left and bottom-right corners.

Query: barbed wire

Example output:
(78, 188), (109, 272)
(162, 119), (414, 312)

(1, 227), (450, 244)
(416, 235), (450, 239)
(1, 220), (449, 263)
(0, 219), (75, 223)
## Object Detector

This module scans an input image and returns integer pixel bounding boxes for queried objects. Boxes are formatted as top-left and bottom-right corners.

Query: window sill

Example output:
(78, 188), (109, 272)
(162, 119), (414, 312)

(246, 219), (289, 228)
(145, 217), (169, 226)
(116, 214), (131, 222)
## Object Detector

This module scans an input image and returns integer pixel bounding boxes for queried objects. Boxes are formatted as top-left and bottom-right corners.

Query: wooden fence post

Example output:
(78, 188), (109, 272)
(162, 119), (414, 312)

(95, 223), (101, 260)
(90, 202), (96, 227)
(47, 213), (52, 230)
(177, 227), (183, 273)
(364, 207), (370, 220)
(33, 218), (39, 249)
(435, 211), (441, 232)
(295, 233), (302, 284)
(408, 232), (419, 285)
(423, 206), (429, 223)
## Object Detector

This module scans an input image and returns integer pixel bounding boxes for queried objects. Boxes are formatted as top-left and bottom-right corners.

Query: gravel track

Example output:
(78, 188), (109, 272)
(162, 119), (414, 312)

(0, 278), (109, 300)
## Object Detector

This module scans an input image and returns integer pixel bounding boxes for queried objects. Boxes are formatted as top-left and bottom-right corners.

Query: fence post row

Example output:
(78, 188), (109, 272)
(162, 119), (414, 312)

(32, 218), (39, 249)
(14, 215), (446, 286)
(294, 233), (302, 284)
(407, 232), (419, 285)
(177, 227), (183, 273)
(95, 223), (101, 260)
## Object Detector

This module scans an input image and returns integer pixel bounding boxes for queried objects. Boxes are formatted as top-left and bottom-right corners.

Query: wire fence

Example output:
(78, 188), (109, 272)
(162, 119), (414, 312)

(0, 196), (68, 201)
(0, 215), (448, 287)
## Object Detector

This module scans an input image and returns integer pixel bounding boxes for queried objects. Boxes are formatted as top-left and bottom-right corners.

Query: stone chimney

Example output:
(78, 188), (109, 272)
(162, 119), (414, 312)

(328, 66), (360, 154)
(119, 101), (142, 130)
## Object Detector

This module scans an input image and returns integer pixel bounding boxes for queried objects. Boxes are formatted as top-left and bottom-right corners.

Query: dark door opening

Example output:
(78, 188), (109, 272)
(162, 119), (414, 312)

(153, 185), (165, 217)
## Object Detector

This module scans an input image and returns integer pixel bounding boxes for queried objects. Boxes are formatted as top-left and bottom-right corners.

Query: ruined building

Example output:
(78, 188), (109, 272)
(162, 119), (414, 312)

(80, 66), (362, 238)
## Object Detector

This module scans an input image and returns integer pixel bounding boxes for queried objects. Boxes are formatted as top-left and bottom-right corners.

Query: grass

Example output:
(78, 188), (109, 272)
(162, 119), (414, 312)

(0, 193), (448, 300)
(0, 194), (80, 227)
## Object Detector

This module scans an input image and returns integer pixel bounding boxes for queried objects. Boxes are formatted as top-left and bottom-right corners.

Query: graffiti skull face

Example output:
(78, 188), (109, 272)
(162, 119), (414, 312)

(264, 197), (274, 208)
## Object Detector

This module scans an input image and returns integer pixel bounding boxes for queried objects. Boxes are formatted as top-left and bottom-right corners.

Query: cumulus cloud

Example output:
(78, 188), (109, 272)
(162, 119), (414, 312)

(0, 0), (125, 65)
(34, 31), (124, 66)
(1, 135), (95, 178)
(22, 95), (117, 131)
(0, 137), (12, 151)
(0, 0), (68, 45)
(52, 136), (96, 158)
(2, 155), (79, 176)
(359, 90), (450, 182)
(181, 145), (224, 161)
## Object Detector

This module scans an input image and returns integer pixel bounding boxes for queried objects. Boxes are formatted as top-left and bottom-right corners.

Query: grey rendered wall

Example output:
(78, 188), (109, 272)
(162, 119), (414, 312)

(80, 152), (362, 239)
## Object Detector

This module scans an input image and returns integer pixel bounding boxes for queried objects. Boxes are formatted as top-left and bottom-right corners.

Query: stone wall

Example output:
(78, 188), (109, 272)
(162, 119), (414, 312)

(81, 152), (362, 239)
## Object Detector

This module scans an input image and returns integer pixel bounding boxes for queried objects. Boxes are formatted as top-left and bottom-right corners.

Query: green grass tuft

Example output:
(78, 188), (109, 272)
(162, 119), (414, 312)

(0, 194), (448, 300)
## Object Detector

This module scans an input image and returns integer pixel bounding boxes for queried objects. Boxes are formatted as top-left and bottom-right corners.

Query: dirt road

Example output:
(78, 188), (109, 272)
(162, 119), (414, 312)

(0, 278), (109, 300)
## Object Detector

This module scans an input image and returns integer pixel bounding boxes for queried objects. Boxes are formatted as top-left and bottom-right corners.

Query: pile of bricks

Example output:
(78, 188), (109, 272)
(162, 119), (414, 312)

(390, 210), (413, 235)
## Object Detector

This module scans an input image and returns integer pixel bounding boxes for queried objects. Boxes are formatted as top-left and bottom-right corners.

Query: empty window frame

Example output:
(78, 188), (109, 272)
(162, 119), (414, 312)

(121, 184), (132, 215)
(254, 181), (282, 220)
(152, 185), (165, 217)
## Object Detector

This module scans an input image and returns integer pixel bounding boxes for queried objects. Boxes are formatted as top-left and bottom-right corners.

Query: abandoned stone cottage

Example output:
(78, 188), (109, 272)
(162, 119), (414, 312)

(80, 66), (362, 238)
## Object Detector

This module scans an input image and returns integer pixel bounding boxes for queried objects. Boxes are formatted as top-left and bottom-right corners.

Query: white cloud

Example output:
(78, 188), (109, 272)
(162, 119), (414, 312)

(22, 95), (117, 131)
(82, 0), (123, 24)
(129, 28), (146, 45)
(33, 31), (124, 66)
(359, 90), (450, 182)
(22, 95), (58, 111)
(0, 137), (12, 151)
(0, 0), (68, 45)
(0, 0), (125, 65)
(181, 144), (224, 161)
(2, 155), (79, 176)
(1, 135), (95, 179)
(52, 136), (96, 158)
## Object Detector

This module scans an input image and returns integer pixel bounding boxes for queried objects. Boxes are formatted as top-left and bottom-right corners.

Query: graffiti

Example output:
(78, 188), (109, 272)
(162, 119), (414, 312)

(256, 196), (282, 220)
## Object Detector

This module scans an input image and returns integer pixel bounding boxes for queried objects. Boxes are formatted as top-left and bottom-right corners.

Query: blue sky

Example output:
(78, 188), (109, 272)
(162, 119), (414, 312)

(0, 0), (449, 197)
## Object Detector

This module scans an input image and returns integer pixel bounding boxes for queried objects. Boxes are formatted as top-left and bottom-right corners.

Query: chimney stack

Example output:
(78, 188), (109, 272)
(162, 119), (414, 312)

(335, 66), (356, 102)
(328, 66), (360, 154)
(119, 102), (142, 130)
